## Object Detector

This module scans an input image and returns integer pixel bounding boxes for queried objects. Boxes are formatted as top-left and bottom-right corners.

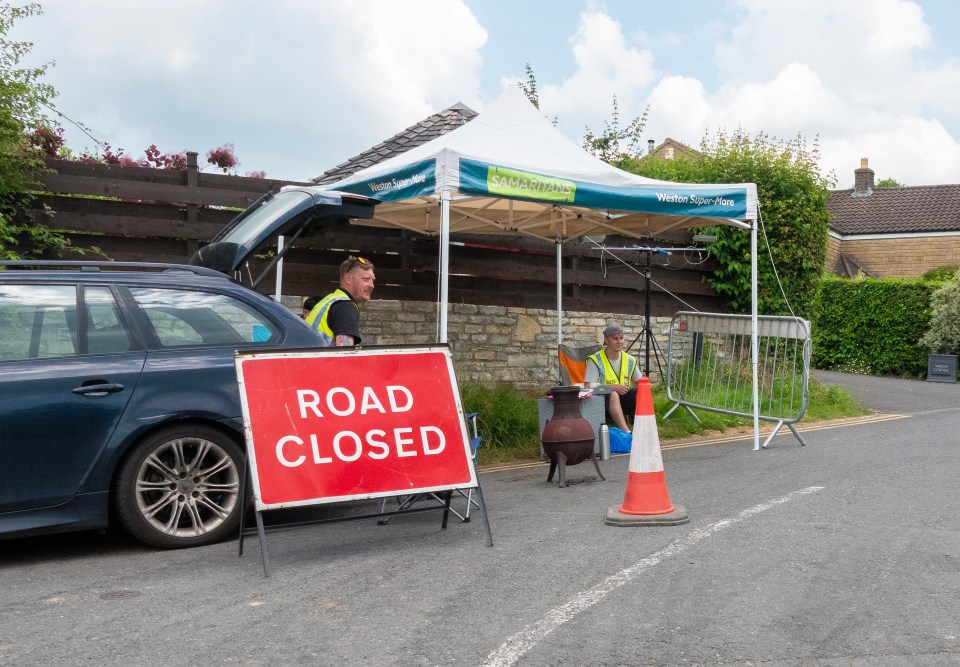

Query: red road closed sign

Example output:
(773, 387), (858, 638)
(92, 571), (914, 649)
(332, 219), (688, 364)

(235, 346), (477, 510)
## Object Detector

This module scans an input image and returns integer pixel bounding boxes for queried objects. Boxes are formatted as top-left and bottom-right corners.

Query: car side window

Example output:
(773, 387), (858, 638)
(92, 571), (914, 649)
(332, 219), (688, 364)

(0, 284), (78, 361)
(84, 286), (133, 354)
(129, 287), (278, 348)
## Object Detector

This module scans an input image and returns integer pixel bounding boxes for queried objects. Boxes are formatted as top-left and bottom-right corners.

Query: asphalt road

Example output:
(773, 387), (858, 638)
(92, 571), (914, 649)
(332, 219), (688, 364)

(2, 372), (959, 666)
(812, 368), (960, 415)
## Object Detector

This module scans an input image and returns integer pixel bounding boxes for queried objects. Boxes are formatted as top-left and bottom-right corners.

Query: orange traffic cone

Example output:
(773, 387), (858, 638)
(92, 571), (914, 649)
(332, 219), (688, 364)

(605, 378), (689, 526)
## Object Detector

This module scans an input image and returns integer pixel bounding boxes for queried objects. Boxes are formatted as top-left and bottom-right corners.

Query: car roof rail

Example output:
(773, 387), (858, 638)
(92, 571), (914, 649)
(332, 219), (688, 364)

(0, 260), (227, 278)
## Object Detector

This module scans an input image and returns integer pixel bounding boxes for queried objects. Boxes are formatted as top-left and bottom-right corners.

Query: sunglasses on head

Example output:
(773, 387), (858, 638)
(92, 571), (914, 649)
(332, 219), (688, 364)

(345, 256), (369, 270)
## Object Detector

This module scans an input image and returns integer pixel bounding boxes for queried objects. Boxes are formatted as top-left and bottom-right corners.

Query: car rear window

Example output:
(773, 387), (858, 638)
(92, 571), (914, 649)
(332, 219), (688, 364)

(129, 287), (279, 348)
(85, 286), (134, 354)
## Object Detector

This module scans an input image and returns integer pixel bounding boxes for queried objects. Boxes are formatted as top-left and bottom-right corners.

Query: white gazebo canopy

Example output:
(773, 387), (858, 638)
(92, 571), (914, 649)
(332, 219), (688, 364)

(321, 86), (763, 448)
(324, 86), (756, 241)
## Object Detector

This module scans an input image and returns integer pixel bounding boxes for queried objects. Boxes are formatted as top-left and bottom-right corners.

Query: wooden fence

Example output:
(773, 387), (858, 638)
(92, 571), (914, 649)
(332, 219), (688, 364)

(27, 154), (726, 315)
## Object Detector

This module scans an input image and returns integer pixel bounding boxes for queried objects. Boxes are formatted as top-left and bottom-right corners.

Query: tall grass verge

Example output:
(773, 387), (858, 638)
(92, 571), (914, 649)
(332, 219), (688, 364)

(460, 377), (868, 465)
(460, 384), (542, 464)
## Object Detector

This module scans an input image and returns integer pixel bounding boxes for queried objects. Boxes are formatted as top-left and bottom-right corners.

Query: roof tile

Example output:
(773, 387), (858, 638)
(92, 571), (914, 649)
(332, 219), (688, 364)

(828, 185), (960, 235)
(313, 103), (478, 184)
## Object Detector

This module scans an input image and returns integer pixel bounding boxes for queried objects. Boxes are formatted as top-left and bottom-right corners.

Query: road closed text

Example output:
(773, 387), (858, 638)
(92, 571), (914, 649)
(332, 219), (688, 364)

(238, 348), (476, 506)
(275, 385), (445, 467)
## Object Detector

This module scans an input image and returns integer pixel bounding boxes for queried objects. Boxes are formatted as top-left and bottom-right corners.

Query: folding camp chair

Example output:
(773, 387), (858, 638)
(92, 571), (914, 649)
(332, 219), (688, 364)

(377, 412), (483, 523)
(456, 412), (483, 521)
(558, 343), (602, 386)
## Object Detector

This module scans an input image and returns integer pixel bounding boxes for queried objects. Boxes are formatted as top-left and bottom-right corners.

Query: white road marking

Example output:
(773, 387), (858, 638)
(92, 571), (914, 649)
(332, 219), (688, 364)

(481, 486), (825, 667)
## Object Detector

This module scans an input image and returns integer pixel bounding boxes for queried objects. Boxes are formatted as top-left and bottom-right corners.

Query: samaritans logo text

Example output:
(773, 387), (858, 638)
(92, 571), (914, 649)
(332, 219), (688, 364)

(487, 166), (575, 203)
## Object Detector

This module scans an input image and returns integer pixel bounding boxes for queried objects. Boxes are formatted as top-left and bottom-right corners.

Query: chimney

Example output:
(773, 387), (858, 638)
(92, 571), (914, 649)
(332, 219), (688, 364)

(853, 157), (874, 196)
(648, 139), (655, 155)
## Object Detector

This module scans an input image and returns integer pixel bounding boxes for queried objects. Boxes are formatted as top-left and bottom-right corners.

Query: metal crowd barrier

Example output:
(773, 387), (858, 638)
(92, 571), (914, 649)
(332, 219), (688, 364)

(664, 311), (812, 449)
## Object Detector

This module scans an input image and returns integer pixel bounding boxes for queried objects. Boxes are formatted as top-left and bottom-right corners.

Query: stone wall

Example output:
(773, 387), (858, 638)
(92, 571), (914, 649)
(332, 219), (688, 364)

(825, 235), (841, 272)
(831, 236), (960, 277)
(283, 296), (671, 391)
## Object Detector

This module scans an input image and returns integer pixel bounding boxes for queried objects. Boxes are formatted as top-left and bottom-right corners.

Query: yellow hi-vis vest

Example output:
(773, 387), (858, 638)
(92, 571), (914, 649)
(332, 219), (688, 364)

(588, 350), (637, 385)
(305, 289), (357, 347)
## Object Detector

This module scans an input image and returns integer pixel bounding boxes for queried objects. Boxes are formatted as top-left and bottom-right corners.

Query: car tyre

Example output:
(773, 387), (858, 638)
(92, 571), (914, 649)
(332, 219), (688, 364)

(113, 425), (243, 549)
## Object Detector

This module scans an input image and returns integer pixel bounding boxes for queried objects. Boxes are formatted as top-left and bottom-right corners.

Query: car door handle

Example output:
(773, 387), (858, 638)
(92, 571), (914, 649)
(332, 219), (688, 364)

(73, 382), (126, 396)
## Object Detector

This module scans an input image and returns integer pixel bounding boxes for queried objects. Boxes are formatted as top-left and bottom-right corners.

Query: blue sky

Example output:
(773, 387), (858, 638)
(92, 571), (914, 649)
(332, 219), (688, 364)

(12, 0), (960, 187)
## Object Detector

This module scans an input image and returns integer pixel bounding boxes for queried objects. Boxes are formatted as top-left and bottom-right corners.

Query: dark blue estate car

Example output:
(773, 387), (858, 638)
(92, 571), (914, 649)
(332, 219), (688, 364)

(0, 188), (377, 548)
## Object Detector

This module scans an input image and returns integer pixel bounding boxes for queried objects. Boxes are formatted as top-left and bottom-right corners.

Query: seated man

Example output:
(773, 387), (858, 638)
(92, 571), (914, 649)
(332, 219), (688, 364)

(583, 323), (641, 432)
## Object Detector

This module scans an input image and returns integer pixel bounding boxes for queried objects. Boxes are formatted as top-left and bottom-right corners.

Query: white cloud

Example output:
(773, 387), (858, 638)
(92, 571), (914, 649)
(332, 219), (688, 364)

(716, 0), (930, 85)
(495, 1), (960, 188)
(710, 0), (959, 117)
(646, 0), (959, 185)
(644, 65), (848, 158)
(15, 0), (488, 180)
(713, 63), (849, 135)
(12, 0), (960, 188)
(905, 59), (960, 118)
(166, 50), (199, 72)
(861, 0), (930, 58)
(822, 116), (960, 188)
(537, 9), (656, 139)
(645, 76), (712, 145)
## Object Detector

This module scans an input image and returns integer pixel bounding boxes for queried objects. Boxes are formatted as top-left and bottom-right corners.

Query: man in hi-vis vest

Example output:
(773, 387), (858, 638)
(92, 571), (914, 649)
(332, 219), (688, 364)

(584, 323), (642, 432)
(305, 255), (375, 346)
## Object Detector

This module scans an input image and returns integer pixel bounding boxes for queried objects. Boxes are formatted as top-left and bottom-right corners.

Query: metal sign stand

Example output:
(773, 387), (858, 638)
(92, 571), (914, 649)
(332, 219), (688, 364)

(234, 345), (493, 577)
(237, 462), (272, 576)
(238, 462), (493, 578)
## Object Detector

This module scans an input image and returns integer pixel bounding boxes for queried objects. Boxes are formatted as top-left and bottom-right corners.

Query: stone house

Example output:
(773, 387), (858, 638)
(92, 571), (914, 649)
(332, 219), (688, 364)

(826, 159), (960, 278)
(644, 138), (699, 161)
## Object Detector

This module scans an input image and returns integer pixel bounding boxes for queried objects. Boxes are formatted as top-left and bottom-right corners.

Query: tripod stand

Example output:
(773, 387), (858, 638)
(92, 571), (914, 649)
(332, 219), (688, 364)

(625, 249), (668, 379)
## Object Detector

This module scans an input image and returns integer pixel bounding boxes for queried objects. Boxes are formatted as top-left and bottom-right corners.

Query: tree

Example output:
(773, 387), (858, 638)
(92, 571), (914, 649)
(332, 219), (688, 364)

(515, 63), (561, 127)
(876, 176), (904, 188)
(623, 129), (831, 317)
(921, 269), (960, 355)
(512, 63), (828, 316)
(582, 95), (649, 165)
(518, 63), (646, 161)
(0, 2), (67, 259)
(517, 63), (539, 109)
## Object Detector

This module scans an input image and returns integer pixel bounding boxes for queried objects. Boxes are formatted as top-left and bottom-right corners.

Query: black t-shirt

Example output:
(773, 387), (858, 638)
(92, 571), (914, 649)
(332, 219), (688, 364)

(327, 297), (361, 344)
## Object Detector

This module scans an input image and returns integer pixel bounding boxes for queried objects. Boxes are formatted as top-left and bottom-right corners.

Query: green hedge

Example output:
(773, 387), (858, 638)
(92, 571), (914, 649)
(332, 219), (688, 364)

(812, 276), (935, 377)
